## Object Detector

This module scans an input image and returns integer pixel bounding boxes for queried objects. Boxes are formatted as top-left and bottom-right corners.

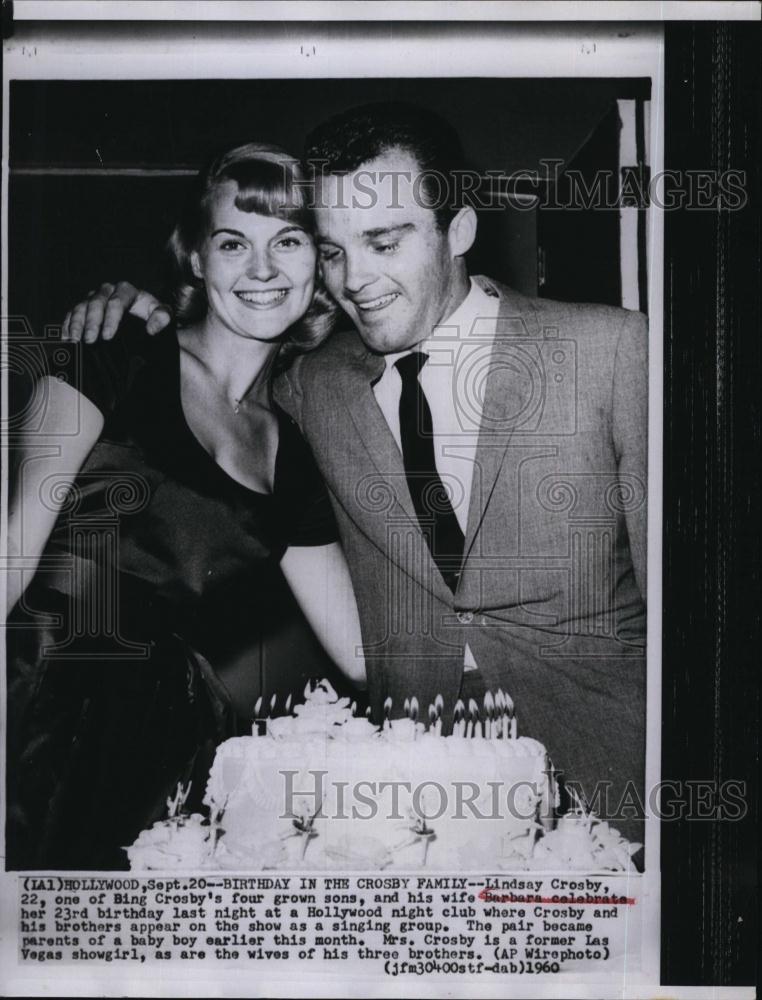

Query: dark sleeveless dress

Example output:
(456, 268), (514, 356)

(6, 327), (337, 870)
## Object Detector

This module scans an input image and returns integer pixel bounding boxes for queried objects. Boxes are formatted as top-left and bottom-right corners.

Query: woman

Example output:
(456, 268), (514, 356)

(5, 143), (364, 869)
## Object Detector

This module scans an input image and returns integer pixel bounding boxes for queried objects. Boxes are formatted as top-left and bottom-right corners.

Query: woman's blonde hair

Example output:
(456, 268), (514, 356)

(167, 142), (337, 370)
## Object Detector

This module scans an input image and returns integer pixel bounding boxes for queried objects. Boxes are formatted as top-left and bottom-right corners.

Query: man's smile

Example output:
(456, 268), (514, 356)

(352, 292), (400, 313)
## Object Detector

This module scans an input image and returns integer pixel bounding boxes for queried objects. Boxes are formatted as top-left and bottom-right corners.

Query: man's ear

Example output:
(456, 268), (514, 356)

(447, 206), (477, 258)
(190, 251), (204, 281)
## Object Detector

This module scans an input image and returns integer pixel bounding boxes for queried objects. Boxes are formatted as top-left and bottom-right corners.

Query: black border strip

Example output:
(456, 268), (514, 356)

(662, 20), (760, 987)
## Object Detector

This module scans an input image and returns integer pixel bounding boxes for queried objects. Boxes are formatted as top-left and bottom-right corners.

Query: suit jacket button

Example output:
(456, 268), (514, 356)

(457, 611), (474, 624)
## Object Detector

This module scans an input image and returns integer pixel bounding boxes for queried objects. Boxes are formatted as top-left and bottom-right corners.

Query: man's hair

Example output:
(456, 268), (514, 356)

(168, 141), (337, 369)
(303, 101), (467, 230)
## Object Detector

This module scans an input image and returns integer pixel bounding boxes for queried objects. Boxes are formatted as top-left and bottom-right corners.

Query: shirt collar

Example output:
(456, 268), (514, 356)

(381, 277), (498, 373)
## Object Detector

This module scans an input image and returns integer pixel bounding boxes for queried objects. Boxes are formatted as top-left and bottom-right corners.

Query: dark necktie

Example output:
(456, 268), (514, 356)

(395, 351), (465, 592)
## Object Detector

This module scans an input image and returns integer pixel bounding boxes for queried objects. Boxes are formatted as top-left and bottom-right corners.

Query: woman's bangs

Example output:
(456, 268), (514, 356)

(226, 159), (311, 229)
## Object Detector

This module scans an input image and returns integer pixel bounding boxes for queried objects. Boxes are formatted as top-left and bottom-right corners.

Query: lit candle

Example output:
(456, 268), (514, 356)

(484, 691), (495, 739)
(434, 694), (444, 736)
(476, 700), (485, 739)
(494, 689), (505, 738)
(284, 694), (292, 715)
(453, 699), (465, 737)
(269, 693), (277, 717)
(383, 696), (392, 730)
(254, 696), (263, 718)
(505, 692), (514, 740)
(410, 697), (419, 723)
(468, 698), (478, 739)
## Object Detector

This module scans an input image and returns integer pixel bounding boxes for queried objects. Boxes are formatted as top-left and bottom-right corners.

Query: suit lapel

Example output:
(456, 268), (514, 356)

(461, 278), (541, 569)
(335, 349), (452, 602)
(335, 349), (412, 516)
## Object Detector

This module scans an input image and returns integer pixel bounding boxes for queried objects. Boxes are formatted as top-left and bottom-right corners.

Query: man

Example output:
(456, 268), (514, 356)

(65, 103), (647, 837)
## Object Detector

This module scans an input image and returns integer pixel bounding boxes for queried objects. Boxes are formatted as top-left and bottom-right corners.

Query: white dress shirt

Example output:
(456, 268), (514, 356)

(372, 278), (499, 670)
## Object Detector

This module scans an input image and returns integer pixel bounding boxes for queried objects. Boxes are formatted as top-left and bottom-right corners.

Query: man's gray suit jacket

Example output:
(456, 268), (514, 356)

(275, 276), (648, 831)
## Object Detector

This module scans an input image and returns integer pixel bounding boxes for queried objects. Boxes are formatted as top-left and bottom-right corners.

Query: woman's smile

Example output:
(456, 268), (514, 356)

(234, 288), (290, 308)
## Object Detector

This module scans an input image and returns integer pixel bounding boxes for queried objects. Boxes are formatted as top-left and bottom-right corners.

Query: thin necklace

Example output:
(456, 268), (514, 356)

(184, 331), (271, 415)
(231, 389), (263, 414)
(229, 382), (257, 414)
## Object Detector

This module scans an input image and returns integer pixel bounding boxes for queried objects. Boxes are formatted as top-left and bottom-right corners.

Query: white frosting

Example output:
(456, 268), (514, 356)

(125, 814), (216, 871)
(529, 815), (642, 872)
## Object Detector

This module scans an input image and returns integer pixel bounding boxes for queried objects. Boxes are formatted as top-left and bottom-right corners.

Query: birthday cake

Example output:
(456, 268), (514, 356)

(126, 680), (640, 872)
